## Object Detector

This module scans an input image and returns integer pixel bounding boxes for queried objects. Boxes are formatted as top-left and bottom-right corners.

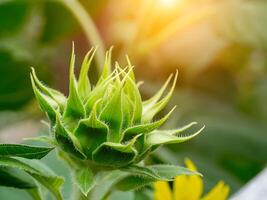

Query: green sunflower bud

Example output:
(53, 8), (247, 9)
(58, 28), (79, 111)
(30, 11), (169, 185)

(31, 46), (204, 196)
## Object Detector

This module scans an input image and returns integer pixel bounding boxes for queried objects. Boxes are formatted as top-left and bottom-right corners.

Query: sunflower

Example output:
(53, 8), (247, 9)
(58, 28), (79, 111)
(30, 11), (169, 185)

(154, 159), (230, 200)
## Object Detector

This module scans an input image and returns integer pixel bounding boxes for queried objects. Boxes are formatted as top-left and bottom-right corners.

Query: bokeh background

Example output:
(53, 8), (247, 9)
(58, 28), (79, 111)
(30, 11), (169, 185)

(0, 0), (267, 199)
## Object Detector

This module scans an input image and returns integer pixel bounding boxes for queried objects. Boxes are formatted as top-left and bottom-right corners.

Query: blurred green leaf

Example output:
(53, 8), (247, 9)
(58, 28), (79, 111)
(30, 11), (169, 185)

(239, 77), (267, 122)
(0, 1), (30, 37)
(0, 167), (35, 189)
(0, 151), (71, 200)
(0, 157), (64, 200)
(41, 1), (78, 43)
(0, 49), (32, 110)
(0, 167), (42, 200)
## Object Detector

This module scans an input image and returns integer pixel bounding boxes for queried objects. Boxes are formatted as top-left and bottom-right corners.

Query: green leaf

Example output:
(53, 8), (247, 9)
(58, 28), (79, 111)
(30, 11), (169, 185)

(150, 164), (201, 179)
(142, 71), (178, 123)
(123, 106), (176, 137)
(0, 157), (64, 200)
(64, 45), (85, 120)
(115, 175), (154, 191)
(75, 167), (95, 196)
(121, 165), (161, 180)
(0, 144), (54, 159)
(115, 164), (200, 191)
(92, 141), (137, 167)
(146, 124), (205, 145)
(78, 48), (96, 100)
(75, 100), (108, 158)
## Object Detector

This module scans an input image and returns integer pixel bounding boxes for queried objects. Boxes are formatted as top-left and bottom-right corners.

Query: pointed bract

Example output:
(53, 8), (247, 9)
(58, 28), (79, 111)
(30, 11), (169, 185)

(142, 71), (178, 123)
(78, 48), (96, 100)
(64, 46), (85, 121)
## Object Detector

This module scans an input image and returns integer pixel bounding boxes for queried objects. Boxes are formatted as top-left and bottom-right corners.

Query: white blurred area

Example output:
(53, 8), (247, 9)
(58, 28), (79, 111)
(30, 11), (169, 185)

(231, 169), (267, 200)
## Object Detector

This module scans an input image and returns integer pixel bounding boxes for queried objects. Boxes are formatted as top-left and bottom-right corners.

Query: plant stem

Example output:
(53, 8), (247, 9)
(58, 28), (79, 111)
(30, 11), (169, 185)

(58, 0), (105, 75)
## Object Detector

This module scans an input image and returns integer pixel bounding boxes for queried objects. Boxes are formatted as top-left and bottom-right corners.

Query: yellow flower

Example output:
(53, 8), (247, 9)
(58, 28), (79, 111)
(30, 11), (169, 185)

(154, 159), (230, 200)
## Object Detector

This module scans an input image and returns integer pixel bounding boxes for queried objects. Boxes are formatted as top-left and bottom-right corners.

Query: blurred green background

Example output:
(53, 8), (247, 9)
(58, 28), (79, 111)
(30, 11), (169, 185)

(0, 0), (267, 199)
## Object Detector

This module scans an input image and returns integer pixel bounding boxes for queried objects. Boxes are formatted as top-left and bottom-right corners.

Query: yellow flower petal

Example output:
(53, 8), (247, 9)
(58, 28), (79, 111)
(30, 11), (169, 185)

(154, 181), (173, 200)
(185, 158), (198, 171)
(174, 159), (203, 200)
(201, 181), (230, 200)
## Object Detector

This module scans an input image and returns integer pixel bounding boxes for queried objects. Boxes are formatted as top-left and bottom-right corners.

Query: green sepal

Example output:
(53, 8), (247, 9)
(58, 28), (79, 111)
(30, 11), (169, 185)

(123, 69), (142, 125)
(75, 100), (108, 158)
(146, 124), (205, 145)
(0, 144), (54, 159)
(100, 87), (123, 143)
(121, 92), (134, 129)
(64, 45), (85, 120)
(30, 74), (57, 125)
(54, 112), (86, 159)
(31, 68), (66, 112)
(92, 138), (138, 167)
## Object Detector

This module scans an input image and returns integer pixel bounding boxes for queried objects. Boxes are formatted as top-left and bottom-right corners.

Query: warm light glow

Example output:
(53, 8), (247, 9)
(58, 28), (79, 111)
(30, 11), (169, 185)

(157, 0), (179, 8)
